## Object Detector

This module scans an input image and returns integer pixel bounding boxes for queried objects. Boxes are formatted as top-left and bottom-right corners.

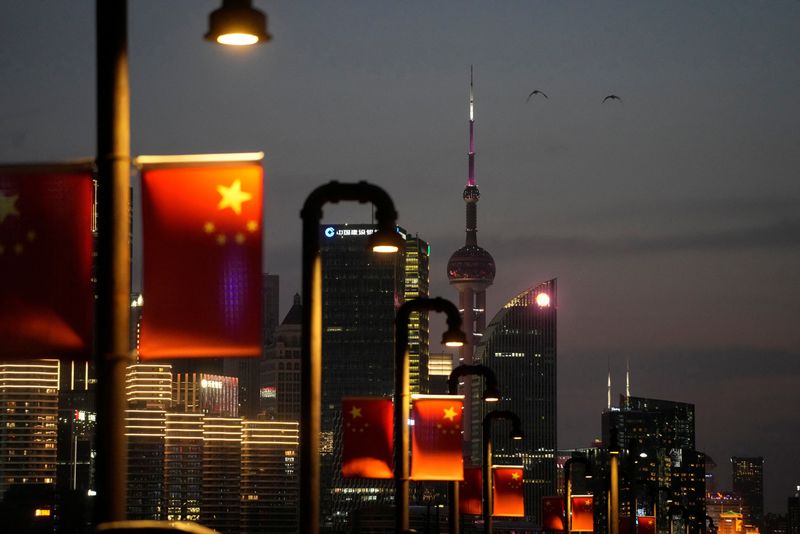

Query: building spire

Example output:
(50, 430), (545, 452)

(625, 357), (631, 408)
(607, 357), (612, 410)
(467, 64), (476, 187)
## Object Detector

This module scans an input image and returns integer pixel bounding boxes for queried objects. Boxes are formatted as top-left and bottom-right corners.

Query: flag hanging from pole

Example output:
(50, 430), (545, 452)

(570, 495), (594, 532)
(0, 162), (94, 358)
(459, 467), (482, 515)
(542, 496), (565, 531)
(410, 395), (464, 480)
(341, 397), (393, 479)
(638, 516), (656, 534)
(492, 465), (525, 517)
(138, 154), (263, 359)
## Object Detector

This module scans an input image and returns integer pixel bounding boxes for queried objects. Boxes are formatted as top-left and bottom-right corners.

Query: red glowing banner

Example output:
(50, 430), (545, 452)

(638, 516), (656, 534)
(542, 496), (565, 531)
(570, 495), (594, 532)
(459, 467), (482, 515)
(0, 163), (94, 358)
(341, 397), (393, 479)
(410, 396), (464, 480)
(139, 156), (263, 359)
(492, 466), (525, 517)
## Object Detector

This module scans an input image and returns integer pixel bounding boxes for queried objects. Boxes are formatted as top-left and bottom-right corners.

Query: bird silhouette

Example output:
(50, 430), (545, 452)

(526, 90), (549, 102)
(602, 94), (623, 103)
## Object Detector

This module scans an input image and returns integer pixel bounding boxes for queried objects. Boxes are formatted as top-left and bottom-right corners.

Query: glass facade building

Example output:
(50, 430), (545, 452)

(473, 279), (558, 525)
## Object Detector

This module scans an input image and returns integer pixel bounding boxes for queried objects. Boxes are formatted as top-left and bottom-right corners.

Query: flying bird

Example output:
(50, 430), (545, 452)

(602, 94), (623, 103)
(526, 90), (549, 102)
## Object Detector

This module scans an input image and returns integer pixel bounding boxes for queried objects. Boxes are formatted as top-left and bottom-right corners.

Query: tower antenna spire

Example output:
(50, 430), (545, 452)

(607, 357), (611, 410)
(467, 65), (476, 187)
(625, 357), (631, 408)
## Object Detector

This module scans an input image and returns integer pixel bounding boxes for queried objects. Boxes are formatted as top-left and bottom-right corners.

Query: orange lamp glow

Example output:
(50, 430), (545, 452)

(535, 292), (550, 307)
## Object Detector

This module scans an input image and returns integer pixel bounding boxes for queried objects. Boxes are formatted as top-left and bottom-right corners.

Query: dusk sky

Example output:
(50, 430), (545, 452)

(2, 1), (799, 513)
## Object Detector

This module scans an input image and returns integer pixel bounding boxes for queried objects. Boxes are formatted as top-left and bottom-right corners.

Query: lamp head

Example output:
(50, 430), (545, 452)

(441, 328), (466, 348)
(511, 428), (524, 441)
(368, 227), (404, 254)
(206, 0), (271, 46)
(482, 385), (501, 403)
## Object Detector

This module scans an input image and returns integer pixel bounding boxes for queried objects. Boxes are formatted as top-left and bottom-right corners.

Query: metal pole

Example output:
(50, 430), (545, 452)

(564, 460), (572, 534)
(95, 0), (130, 523)
(610, 452), (620, 534)
(482, 421), (493, 534)
(300, 207), (322, 534)
(395, 305), (412, 532)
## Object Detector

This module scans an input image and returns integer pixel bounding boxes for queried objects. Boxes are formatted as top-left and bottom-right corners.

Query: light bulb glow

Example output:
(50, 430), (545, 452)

(217, 33), (260, 46)
(372, 244), (399, 254)
(445, 340), (464, 347)
(535, 292), (551, 307)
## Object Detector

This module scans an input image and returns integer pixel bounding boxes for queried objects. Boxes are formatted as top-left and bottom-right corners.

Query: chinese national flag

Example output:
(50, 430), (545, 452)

(492, 466), (525, 517)
(0, 163), (94, 358)
(341, 397), (393, 478)
(542, 496), (565, 531)
(638, 516), (656, 534)
(459, 467), (482, 515)
(570, 495), (594, 531)
(410, 396), (464, 480)
(139, 157), (262, 359)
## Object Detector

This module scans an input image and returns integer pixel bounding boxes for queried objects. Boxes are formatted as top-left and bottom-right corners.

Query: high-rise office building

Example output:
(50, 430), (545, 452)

(201, 417), (242, 534)
(602, 395), (706, 534)
(427, 352), (454, 395)
(164, 412), (204, 522)
(0, 360), (60, 497)
(318, 223), (427, 529)
(732, 457), (765, 531)
(447, 69), (496, 451)
(474, 280), (557, 526)
(788, 486), (800, 534)
(262, 293), (302, 420)
(404, 234), (430, 393)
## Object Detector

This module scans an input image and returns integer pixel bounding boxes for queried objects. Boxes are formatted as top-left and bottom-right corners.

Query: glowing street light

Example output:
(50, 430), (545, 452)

(394, 297), (466, 533)
(94, 1), (265, 523)
(535, 292), (551, 307)
(446, 364), (502, 534)
(483, 410), (523, 534)
(300, 181), (401, 534)
(205, 0), (272, 46)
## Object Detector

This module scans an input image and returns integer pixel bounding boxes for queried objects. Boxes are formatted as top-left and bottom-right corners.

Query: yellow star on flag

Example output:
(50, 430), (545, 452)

(350, 406), (362, 419)
(0, 192), (20, 224)
(511, 472), (520, 480)
(443, 406), (457, 421)
(217, 179), (252, 215)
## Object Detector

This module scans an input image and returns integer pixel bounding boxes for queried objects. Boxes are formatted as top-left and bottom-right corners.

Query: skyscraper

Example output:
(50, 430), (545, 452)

(262, 293), (303, 420)
(318, 223), (427, 529)
(474, 280), (557, 525)
(732, 456), (764, 531)
(602, 395), (706, 534)
(447, 67), (496, 451)
(0, 360), (60, 496)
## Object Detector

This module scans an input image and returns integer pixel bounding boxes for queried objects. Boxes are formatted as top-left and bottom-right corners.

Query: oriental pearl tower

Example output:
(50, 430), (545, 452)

(447, 67), (495, 443)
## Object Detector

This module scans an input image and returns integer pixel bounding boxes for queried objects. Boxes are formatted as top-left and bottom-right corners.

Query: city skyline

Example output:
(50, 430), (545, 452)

(1, 0), (798, 514)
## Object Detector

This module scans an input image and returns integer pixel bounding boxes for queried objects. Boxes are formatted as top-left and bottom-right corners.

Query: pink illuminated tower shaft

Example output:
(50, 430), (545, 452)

(447, 66), (496, 457)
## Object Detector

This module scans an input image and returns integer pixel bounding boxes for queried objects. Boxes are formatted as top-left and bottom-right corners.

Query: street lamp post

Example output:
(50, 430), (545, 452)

(301, 181), (403, 534)
(446, 364), (501, 534)
(395, 297), (466, 533)
(482, 410), (523, 534)
(563, 456), (592, 533)
(94, 2), (266, 522)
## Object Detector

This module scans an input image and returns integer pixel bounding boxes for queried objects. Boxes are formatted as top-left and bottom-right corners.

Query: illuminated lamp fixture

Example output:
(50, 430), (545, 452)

(442, 327), (467, 348)
(368, 227), (405, 254)
(639, 452), (648, 458)
(535, 292), (551, 307)
(206, 0), (271, 46)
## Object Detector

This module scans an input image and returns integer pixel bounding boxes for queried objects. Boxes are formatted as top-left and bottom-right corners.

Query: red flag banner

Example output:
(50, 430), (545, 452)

(410, 395), (464, 480)
(0, 163), (94, 358)
(139, 155), (263, 359)
(492, 465), (525, 517)
(542, 496), (565, 531)
(638, 516), (656, 534)
(459, 466), (482, 515)
(341, 397), (393, 478)
(570, 495), (594, 531)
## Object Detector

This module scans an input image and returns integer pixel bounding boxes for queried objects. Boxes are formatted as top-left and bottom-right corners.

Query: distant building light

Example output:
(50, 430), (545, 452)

(34, 509), (51, 517)
(535, 293), (551, 307)
(87, 489), (97, 496)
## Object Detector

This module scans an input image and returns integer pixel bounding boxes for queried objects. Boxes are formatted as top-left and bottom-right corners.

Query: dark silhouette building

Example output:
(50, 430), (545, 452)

(732, 456), (764, 531)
